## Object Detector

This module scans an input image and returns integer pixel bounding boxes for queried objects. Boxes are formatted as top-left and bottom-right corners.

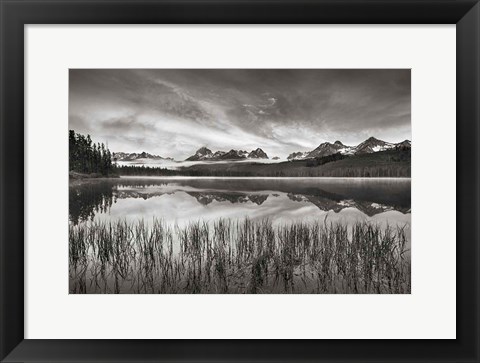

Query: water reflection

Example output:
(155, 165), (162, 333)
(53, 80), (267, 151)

(69, 177), (411, 294)
(69, 177), (410, 225)
(69, 181), (117, 224)
(187, 192), (269, 206)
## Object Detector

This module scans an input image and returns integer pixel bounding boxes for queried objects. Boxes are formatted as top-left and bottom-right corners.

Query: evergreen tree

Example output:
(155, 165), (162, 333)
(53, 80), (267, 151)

(69, 130), (115, 176)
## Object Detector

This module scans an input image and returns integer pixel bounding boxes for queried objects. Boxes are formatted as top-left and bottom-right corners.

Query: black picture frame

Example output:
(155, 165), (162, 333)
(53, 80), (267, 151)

(1, 1), (479, 362)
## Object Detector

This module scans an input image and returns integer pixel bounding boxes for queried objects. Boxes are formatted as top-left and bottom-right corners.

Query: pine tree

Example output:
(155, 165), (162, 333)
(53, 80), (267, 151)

(69, 130), (115, 176)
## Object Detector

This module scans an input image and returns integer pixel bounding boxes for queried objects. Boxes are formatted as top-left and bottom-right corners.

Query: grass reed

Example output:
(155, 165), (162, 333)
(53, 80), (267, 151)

(69, 217), (410, 294)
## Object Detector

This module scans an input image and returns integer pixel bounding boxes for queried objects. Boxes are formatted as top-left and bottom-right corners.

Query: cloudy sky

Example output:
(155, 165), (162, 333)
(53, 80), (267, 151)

(69, 69), (411, 160)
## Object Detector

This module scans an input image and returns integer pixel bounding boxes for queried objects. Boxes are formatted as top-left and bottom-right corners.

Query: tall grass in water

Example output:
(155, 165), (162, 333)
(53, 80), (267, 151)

(69, 218), (410, 294)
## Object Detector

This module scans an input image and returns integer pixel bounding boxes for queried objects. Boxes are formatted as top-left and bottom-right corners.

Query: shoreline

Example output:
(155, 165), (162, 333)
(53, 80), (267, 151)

(118, 175), (411, 180)
(69, 174), (412, 183)
(69, 171), (119, 179)
(69, 171), (119, 183)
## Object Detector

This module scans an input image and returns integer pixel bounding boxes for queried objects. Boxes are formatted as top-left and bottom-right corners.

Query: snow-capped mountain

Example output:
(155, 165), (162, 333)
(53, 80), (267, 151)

(353, 137), (395, 154)
(185, 147), (269, 161)
(185, 147), (214, 161)
(287, 151), (311, 161)
(288, 137), (411, 161)
(113, 151), (173, 161)
(220, 149), (249, 160)
(307, 140), (355, 158)
(248, 148), (269, 159)
(287, 141), (353, 161)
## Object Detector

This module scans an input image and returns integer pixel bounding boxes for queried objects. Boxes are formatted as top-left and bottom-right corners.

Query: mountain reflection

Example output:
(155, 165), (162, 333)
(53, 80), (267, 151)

(69, 178), (411, 224)
(287, 193), (409, 216)
(187, 192), (269, 206)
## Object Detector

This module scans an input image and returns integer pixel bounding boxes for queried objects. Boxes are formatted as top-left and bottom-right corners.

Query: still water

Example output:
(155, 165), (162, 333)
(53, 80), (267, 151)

(69, 177), (411, 294)
(69, 177), (411, 228)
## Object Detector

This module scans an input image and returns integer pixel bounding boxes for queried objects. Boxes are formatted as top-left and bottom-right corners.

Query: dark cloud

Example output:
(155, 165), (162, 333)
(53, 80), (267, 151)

(69, 69), (411, 159)
(101, 115), (146, 132)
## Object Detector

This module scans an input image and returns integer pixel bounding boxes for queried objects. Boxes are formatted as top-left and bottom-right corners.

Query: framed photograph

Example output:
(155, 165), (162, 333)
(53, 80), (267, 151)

(1, 0), (478, 362)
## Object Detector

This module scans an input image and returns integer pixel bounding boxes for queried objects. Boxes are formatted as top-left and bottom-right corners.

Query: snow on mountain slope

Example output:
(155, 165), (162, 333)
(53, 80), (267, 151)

(185, 147), (269, 161)
(113, 151), (173, 161)
(287, 137), (410, 161)
(353, 137), (395, 154)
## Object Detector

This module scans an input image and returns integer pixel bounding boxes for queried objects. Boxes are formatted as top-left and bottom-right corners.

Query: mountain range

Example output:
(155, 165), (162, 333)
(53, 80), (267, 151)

(113, 151), (173, 161)
(185, 147), (269, 161)
(114, 137), (410, 163)
(287, 137), (411, 161)
(110, 189), (409, 216)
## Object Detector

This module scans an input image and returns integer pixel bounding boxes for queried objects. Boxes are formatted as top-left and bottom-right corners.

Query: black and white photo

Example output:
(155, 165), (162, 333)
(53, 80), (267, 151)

(69, 69), (411, 294)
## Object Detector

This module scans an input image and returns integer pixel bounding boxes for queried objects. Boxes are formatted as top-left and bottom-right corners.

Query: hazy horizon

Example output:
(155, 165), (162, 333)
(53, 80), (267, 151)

(69, 69), (411, 160)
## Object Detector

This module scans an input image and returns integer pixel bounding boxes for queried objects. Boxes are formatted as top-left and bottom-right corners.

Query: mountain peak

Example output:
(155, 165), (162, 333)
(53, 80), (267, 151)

(287, 151), (310, 161)
(113, 151), (172, 161)
(196, 146), (212, 155)
(185, 147), (213, 161)
(306, 140), (353, 159)
(354, 137), (395, 154)
(248, 148), (268, 159)
(186, 146), (268, 161)
(287, 136), (408, 161)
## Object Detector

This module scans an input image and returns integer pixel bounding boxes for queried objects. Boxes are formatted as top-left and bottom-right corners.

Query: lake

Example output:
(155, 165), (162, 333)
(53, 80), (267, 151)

(69, 177), (410, 226)
(69, 177), (411, 294)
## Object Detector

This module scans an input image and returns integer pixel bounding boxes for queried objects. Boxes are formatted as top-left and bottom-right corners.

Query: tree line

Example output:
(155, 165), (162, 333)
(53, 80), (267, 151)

(117, 161), (410, 177)
(305, 152), (348, 167)
(117, 165), (178, 176)
(69, 130), (115, 176)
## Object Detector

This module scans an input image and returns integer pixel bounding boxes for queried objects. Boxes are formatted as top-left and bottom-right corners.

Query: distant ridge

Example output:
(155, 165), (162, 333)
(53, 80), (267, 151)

(185, 147), (269, 161)
(287, 137), (411, 161)
(114, 138), (411, 164)
(113, 151), (173, 161)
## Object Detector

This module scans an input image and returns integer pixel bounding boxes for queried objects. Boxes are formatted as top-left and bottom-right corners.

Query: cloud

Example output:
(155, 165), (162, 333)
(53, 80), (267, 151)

(101, 115), (146, 132)
(69, 69), (411, 159)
